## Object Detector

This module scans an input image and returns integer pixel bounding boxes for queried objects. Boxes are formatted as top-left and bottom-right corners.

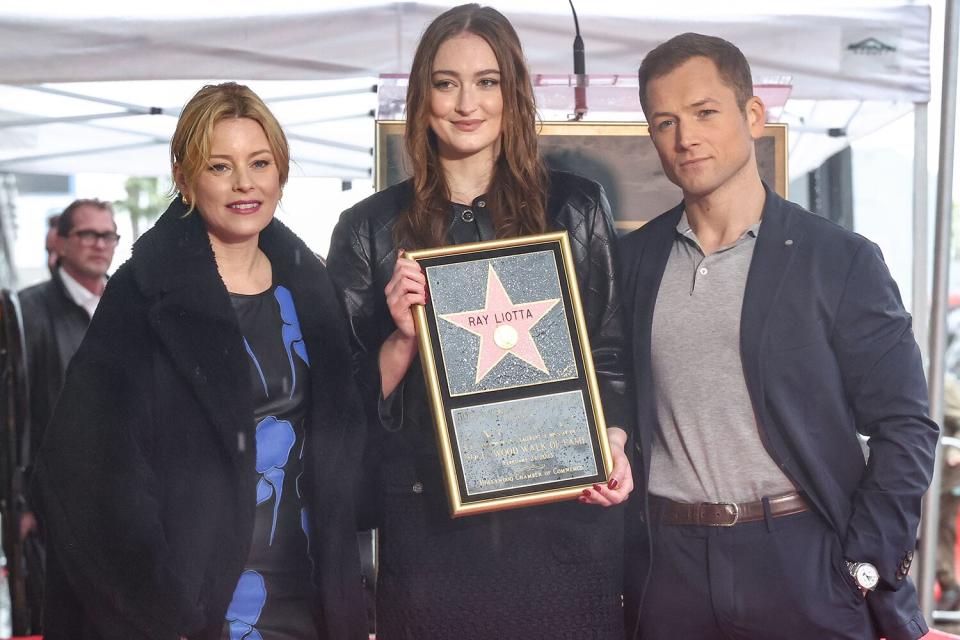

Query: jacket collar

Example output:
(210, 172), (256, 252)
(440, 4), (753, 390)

(48, 265), (90, 317)
(129, 198), (327, 465)
(739, 182), (803, 431)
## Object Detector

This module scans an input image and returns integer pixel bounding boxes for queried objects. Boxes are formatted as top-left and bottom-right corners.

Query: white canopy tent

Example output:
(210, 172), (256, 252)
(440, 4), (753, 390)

(0, 1), (931, 96)
(0, 1), (931, 179)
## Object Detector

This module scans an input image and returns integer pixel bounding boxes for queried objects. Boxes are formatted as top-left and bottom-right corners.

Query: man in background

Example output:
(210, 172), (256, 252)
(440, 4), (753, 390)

(21, 198), (118, 447)
(17, 198), (118, 630)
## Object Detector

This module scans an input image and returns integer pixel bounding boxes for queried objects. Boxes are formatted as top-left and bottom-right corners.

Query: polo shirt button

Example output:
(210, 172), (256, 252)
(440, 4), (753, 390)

(477, 200), (486, 208)
(461, 209), (475, 222)
(412, 481), (423, 494)
(699, 267), (708, 275)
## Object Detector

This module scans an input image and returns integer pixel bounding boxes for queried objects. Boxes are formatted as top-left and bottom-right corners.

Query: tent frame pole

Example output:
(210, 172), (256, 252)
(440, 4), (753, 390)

(914, 102), (930, 363)
(921, 0), (959, 623)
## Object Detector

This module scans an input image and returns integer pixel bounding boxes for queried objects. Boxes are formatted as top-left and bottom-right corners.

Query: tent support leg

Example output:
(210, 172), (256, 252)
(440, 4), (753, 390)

(921, 0), (959, 624)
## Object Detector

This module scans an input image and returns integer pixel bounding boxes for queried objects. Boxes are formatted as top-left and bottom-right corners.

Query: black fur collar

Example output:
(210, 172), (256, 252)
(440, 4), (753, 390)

(126, 198), (343, 467)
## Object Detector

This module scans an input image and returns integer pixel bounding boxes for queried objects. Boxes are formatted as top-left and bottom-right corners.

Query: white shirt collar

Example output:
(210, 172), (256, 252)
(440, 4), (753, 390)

(58, 266), (104, 318)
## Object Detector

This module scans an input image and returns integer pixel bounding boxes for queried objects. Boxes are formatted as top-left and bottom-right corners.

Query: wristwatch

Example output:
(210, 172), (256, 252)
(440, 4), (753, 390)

(846, 561), (880, 594)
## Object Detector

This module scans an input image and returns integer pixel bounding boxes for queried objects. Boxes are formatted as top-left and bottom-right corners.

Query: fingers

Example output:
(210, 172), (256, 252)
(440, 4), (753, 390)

(386, 260), (426, 298)
(578, 449), (634, 507)
(386, 258), (426, 296)
(392, 256), (426, 286)
(579, 479), (631, 506)
(387, 286), (427, 310)
(385, 255), (427, 336)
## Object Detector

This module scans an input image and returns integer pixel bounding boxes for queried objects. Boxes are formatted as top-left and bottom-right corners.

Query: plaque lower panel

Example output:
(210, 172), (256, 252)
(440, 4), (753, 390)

(452, 390), (598, 497)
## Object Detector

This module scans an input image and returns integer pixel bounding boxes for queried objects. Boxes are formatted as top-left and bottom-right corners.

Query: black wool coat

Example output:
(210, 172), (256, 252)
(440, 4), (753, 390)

(32, 199), (367, 640)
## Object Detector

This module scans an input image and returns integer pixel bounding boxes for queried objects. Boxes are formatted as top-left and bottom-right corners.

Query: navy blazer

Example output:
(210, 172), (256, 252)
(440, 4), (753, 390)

(619, 185), (938, 640)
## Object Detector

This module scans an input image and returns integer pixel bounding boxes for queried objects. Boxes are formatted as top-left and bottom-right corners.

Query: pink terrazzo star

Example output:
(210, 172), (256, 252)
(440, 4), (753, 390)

(440, 264), (560, 384)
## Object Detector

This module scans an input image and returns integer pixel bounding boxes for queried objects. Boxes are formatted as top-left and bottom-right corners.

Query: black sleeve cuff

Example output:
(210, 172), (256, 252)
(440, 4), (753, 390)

(377, 379), (405, 431)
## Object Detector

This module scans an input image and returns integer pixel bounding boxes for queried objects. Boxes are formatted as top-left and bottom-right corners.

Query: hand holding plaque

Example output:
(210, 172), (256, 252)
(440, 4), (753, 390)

(406, 231), (613, 517)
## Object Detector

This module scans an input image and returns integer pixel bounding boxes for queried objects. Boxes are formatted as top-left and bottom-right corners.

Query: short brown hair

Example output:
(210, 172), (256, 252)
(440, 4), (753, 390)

(638, 32), (754, 117)
(171, 82), (289, 207)
(396, 3), (546, 248)
(57, 199), (114, 237)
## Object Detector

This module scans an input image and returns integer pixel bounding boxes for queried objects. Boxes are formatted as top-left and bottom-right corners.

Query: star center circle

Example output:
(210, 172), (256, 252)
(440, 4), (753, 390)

(494, 324), (519, 350)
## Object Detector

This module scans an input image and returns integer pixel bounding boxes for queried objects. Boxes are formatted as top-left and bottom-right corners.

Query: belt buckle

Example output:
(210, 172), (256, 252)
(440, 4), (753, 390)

(704, 501), (740, 526)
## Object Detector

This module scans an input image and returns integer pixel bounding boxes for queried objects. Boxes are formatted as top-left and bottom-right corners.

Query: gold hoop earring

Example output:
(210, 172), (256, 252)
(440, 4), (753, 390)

(181, 194), (190, 206)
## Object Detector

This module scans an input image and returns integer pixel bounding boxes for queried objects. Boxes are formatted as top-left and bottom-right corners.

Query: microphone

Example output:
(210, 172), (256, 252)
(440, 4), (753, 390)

(569, 0), (587, 120)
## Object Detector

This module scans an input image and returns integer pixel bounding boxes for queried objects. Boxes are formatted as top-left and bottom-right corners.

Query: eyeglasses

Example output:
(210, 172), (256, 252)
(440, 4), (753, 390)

(67, 230), (121, 247)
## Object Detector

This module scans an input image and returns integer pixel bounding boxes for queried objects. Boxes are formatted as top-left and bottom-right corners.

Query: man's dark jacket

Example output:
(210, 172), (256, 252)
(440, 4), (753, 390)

(31, 199), (368, 640)
(19, 269), (91, 463)
(619, 186), (938, 640)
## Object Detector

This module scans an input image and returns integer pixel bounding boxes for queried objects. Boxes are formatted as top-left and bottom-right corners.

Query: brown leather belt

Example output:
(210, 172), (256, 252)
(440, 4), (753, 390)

(651, 491), (809, 527)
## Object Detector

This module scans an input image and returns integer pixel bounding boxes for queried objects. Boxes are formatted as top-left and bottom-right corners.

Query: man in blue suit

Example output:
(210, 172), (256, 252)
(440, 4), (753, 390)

(620, 32), (938, 640)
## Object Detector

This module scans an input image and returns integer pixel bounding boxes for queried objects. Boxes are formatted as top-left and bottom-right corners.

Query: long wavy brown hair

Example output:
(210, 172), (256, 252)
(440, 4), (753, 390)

(395, 3), (547, 249)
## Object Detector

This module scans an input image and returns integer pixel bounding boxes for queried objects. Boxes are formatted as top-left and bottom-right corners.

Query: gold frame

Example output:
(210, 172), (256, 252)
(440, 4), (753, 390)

(376, 120), (788, 231)
(406, 231), (613, 517)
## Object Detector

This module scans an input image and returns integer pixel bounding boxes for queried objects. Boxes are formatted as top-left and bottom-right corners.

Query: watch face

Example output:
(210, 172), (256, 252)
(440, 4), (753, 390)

(855, 563), (880, 590)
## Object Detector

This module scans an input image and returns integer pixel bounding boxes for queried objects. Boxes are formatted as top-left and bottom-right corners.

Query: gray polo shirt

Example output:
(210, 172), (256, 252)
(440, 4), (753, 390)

(648, 212), (795, 503)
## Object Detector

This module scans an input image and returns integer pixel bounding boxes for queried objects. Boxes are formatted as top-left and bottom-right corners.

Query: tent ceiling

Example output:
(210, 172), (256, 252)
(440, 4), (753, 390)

(0, 2), (932, 179)
(0, 2), (929, 100)
(0, 79), (378, 178)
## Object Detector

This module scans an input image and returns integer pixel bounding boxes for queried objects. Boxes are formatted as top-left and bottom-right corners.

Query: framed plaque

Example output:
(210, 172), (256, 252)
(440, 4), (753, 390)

(406, 232), (612, 517)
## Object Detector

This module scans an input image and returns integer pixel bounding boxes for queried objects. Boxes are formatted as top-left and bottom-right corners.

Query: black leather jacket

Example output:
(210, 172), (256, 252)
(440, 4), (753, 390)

(19, 270), (92, 468)
(326, 171), (628, 508)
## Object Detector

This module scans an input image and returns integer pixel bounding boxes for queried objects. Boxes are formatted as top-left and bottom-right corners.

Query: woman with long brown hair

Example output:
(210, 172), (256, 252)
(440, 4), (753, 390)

(327, 4), (632, 638)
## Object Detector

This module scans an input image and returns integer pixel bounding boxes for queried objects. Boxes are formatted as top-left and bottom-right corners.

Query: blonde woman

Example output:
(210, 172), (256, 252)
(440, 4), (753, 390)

(33, 83), (367, 640)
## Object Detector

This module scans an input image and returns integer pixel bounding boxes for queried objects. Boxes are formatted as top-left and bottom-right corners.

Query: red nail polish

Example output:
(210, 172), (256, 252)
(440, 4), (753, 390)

(608, 478), (619, 490)
(581, 489), (591, 497)
(578, 496), (588, 503)
(593, 484), (602, 492)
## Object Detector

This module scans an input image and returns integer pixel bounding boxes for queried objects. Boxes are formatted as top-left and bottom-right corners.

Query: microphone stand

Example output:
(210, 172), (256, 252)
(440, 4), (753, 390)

(569, 0), (587, 120)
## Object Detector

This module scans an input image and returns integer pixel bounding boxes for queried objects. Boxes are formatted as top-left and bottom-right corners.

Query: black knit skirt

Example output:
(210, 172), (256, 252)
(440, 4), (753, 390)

(374, 457), (624, 640)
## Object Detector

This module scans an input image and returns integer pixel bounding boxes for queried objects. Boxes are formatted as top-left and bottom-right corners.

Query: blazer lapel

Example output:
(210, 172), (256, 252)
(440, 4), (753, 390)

(740, 186), (803, 413)
(631, 204), (683, 478)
